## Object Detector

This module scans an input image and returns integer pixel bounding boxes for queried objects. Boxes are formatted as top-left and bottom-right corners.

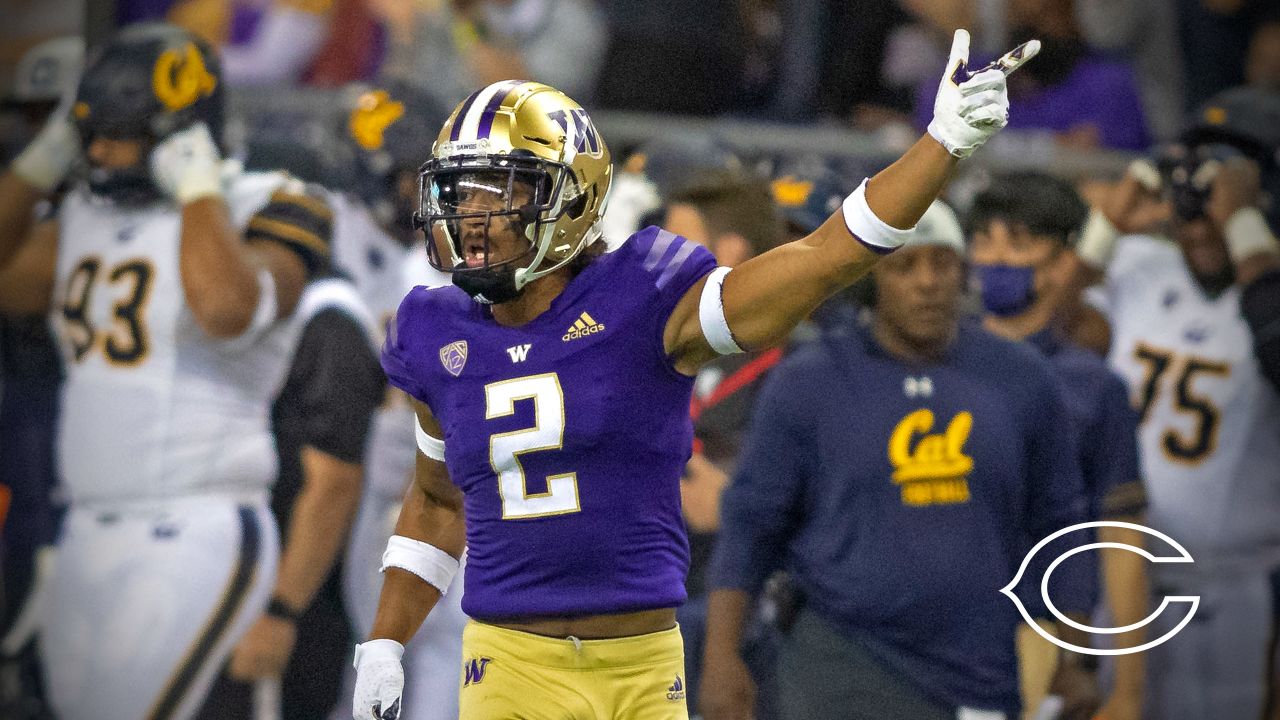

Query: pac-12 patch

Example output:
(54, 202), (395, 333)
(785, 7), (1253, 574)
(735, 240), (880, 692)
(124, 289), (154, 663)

(439, 341), (468, 376)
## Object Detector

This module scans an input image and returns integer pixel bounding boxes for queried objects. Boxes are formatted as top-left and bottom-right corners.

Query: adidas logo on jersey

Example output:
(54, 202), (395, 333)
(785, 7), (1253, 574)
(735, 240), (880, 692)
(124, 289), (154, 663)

(666, 675), (685, 701)
(562, 311), (605, 341)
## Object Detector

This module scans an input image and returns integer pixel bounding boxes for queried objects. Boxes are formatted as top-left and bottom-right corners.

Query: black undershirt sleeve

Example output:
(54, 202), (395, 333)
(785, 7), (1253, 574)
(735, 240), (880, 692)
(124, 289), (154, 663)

(286, 308), (386, 464)
(1242, 269), (1280, 393)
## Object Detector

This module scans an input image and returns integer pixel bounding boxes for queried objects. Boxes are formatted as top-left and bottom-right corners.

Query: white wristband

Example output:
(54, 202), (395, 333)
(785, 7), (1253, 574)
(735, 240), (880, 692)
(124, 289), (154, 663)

(380, 535), (459, 594)
(415, 416), (446, 461)
(1076, 208), (1121, 270)
(1225, 207), (1280, 265)
(353, 638), (404, 669)
(842, 179), (913, 254)
(699, 266), (744, 355)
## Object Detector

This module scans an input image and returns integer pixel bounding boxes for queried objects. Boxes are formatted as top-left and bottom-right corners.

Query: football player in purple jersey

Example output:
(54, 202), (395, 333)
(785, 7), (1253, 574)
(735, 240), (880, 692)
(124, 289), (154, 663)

(352, 31), (1039, 720)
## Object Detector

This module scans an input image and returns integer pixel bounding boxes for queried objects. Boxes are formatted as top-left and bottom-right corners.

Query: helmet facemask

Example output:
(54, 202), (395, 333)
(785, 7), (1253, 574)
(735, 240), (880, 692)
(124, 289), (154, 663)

(417, 154), (590, 304)
(76, 127), (164, 207)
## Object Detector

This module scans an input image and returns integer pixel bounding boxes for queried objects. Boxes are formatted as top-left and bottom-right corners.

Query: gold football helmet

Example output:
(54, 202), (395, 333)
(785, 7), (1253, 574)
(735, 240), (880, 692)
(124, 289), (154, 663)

(418, 80), (613, 303)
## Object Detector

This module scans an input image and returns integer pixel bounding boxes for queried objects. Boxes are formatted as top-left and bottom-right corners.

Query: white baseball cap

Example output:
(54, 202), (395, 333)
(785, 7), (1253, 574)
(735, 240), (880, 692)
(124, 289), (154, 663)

(903, 198), (965, 253)
(10, 36), (85, 104)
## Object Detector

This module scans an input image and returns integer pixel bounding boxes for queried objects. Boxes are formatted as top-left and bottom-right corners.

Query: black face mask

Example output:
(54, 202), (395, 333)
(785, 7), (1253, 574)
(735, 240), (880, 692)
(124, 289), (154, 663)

(452, 261), (523, 305)
(87, 165), (164, 206)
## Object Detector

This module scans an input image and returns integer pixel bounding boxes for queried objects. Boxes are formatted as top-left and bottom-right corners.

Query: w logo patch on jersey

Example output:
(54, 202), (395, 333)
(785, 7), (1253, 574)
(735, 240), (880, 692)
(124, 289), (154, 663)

(463, 657), (493, 687)
(440, 341), (468, 376)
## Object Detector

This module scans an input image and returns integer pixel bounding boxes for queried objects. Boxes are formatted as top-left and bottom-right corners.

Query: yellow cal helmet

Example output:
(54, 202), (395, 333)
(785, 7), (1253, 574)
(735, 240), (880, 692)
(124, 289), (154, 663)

(418, 80), (613, 303)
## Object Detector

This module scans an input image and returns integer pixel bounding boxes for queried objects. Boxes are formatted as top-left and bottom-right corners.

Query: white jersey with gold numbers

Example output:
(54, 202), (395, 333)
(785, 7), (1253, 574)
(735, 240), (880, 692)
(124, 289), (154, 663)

(50, 169), (303, 504)
(1103, 234), (1280, 564)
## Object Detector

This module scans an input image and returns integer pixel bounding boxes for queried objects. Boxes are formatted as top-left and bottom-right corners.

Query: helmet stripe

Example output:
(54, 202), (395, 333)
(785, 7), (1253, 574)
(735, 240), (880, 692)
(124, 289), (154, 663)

(476, 81), (522, 140)
(449, 88), (484, 141)
(454, 80), (522, 143)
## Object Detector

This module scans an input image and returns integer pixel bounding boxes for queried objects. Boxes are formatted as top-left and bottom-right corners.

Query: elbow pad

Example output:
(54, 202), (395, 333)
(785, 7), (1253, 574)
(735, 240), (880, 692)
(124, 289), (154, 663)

(245, 184), (334, 278)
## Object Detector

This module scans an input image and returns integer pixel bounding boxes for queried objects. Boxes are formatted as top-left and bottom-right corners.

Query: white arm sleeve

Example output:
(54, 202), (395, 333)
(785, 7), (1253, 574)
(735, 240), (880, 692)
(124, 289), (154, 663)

(699, 266), (744, 355)
(415, 415), (446, 461)
(380, 535), (458, 594)
(216, 268), (279, 352)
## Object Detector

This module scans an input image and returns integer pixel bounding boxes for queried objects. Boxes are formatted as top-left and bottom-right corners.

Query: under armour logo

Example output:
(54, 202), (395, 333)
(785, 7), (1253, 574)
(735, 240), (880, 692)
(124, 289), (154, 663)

(904, 376), (933, 398)
(506, 344), (531, 363)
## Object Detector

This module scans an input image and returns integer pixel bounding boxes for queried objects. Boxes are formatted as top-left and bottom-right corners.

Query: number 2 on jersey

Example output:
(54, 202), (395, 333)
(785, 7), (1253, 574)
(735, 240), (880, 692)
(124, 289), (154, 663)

(485, 373), (580, 519)
(1133, 342), (1230, 465)
(60, 256), (154, 365)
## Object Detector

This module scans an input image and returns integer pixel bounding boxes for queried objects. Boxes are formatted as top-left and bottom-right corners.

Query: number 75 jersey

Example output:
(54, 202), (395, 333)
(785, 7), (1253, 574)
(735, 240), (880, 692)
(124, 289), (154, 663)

(1102, 235), (1280, 562)
(382, 227), (717, 620)
(49, 173), (304, 505)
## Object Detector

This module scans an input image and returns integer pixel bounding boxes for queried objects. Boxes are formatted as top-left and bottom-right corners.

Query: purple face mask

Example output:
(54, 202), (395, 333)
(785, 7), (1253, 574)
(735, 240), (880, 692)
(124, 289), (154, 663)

(974, 263), (1037, 317)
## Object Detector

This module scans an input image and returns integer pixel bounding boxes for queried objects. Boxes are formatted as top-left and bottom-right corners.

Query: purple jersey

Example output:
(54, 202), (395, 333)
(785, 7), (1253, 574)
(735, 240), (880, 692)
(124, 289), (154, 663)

(382, 227), (717, 619)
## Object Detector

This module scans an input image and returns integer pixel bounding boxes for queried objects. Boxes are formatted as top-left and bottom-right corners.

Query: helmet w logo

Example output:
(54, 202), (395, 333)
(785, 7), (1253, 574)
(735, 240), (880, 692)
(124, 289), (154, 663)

(548, 108), (602, 159)
(462, 657), (493, 687)
(152, 43), (216, 111)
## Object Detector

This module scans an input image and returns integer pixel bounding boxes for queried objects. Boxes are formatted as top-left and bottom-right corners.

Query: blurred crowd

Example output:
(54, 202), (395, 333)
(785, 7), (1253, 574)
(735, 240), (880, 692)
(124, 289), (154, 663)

(3, 0), (1280, 146)
(2, 2), (1280, 720)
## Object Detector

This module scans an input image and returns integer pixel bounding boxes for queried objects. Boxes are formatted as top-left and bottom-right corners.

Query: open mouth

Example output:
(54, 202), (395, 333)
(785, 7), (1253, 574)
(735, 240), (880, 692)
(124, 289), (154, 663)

(464, 241), (487, 268)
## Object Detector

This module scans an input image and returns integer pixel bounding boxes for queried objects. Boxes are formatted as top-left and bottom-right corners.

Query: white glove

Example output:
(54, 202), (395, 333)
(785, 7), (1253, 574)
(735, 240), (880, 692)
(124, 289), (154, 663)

(149, 121), (224, 204)
(927, 30), (1040, 159)
(353, 639), (405, 720)
(12, 114), (79, 192)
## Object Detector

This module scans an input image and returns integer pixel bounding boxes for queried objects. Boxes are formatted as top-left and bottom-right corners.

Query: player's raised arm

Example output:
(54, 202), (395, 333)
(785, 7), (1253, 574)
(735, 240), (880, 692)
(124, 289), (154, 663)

(151, 123), (325, 339)
(665, 30), (1039, 372)
(354, 399), (465, 720)
(0, 110), (76, 270)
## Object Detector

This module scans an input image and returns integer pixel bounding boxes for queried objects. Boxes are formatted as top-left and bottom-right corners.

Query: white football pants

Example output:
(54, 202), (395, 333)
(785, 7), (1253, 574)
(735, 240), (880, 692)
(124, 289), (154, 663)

(41, 495), (278, 720)
(1144, 562), (1274, 720)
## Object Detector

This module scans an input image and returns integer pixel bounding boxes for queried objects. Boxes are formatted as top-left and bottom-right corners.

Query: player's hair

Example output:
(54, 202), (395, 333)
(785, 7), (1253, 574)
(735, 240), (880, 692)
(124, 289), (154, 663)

(965, 171), (1089, 247)
(568, 238), (607, 275)
(667, 169), (785, 258)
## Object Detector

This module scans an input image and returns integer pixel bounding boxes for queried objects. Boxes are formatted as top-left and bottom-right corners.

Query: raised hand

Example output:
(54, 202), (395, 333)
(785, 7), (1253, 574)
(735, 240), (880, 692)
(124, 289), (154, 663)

(1102, 159), (1171, 235)
(927, 30), (1040, 159)
(148, 121), (224, 204)
(12, 110), (79, 192)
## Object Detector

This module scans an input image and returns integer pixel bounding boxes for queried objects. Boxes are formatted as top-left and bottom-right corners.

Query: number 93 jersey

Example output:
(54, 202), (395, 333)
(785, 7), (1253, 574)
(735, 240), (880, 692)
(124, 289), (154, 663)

(382, 227), (717, 619)
(50, 171), (305, 504)
(1102, 235), (1280, 563)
